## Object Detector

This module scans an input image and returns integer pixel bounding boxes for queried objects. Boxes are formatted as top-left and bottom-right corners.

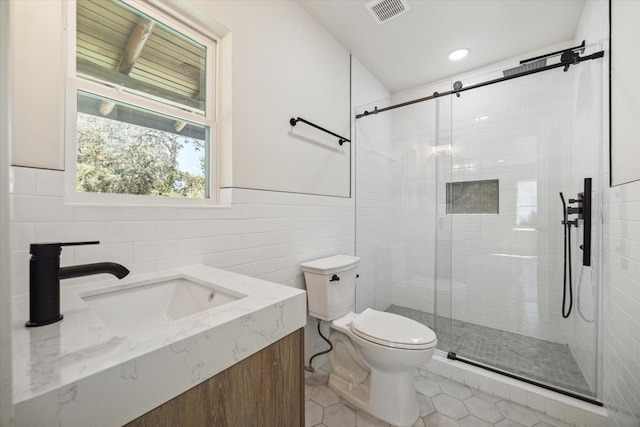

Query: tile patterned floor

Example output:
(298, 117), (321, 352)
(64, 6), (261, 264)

(385, 305), (593, 397)
(305, 364), (577, 427)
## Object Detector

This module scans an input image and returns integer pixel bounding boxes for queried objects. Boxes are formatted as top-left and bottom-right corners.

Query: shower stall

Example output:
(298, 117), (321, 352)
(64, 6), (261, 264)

(354, 43), (604, 402)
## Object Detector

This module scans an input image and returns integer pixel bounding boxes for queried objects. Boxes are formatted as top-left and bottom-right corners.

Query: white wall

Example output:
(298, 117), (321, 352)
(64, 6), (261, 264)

(9, 0), (65, 170)
(1, 1), (14, 425)
(10, 0), (352, 196)
(188, 0), (352, 197)
(7, 0), (378, 390)
(610, 0), (640, 186)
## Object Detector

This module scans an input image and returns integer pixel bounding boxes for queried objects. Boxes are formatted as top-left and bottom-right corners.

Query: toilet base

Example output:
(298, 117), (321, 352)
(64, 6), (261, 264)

(328, 368), (420, 427)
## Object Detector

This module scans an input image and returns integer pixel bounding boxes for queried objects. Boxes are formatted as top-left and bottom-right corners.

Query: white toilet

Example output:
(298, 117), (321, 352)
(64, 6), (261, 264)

(301, 255), (437, 427)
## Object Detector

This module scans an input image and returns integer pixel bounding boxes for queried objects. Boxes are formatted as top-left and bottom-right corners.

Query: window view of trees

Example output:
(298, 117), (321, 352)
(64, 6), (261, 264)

(76, 114), (207, 199)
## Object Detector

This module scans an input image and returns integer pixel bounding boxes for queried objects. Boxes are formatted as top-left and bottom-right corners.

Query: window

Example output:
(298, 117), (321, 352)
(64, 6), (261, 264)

(446, 179), (499, 214)
(69, 0), (216, 201)
(516, 180), (537, 226)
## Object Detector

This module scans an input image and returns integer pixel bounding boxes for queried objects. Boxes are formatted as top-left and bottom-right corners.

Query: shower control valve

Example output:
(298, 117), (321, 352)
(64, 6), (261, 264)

(567, 206), (583, 215)
(567, 194), (585, 219)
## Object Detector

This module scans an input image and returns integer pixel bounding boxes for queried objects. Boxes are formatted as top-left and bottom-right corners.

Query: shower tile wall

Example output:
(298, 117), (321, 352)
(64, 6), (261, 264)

(567, 43), (604, 393)
(445, 70), (574, 344)
(354, 109), (394, 312)
(387, 92), (443, 315)
(381, 68), (578, 345)
(578, 0), (640, 421)
(352, 56), (394, 313)
(569, 0), (609, 396)
(603, 180), (640, 425)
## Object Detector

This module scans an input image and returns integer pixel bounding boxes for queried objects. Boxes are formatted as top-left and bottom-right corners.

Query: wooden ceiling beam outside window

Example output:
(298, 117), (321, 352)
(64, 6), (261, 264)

(99, 17), (154, 115)
(77, 0), (209, 136)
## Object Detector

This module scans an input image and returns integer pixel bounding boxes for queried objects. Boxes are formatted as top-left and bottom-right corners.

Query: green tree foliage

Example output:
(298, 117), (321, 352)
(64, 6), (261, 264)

(77, 114), (206, 198)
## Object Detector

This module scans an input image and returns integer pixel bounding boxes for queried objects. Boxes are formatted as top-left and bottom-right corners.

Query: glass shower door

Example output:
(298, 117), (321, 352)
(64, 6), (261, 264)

(444, 58), (601, 399)
(433, 95), (453, 354)
(354, 83), (454, 350)
(355, 48), (602, 401)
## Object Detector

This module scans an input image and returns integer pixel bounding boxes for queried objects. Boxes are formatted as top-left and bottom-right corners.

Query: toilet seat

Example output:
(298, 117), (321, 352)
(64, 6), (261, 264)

(350, 308), (437, 350)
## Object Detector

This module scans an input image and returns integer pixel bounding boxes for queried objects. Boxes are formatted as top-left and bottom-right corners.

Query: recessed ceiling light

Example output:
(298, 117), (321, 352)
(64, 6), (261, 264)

(448, 48), (469, 61)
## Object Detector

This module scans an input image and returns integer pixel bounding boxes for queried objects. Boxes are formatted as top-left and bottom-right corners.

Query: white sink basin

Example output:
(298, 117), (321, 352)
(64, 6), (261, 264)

(81, 275), (246, 335)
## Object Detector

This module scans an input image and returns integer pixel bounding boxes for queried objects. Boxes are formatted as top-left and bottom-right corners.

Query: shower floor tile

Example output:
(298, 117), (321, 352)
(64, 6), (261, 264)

(385, 305), (593, 398)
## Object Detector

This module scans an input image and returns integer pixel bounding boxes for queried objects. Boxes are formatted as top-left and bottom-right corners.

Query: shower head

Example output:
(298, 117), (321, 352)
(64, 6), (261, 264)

(559, 192), (567, 222)
(503, 58), (547, 77)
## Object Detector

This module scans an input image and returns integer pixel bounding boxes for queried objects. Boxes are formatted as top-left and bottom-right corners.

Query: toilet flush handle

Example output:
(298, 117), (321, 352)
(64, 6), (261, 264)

(330, 274), (340, 282)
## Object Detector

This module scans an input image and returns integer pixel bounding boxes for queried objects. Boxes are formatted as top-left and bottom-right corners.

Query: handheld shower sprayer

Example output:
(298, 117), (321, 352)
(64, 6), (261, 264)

(559, 178), (592, 319)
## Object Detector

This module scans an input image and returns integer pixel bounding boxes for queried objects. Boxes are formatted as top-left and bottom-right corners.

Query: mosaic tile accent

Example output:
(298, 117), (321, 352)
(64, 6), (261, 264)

(305, 363), (577, 426)
(385, 305), (592, 397)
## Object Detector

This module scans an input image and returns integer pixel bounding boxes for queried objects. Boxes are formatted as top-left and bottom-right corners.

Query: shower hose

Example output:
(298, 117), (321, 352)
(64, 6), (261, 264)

(560, 192), (573, 318)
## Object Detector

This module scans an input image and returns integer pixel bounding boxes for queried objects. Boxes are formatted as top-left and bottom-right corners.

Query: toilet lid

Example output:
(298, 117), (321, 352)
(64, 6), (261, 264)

(350, 308), (437, 350)
(300, 255), (360, 275)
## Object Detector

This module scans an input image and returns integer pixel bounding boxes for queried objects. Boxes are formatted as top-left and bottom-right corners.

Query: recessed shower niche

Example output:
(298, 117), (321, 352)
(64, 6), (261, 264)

(445, 179), (499, 214)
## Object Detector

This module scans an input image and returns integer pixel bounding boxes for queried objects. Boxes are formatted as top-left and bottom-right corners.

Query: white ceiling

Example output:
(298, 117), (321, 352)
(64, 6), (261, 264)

(299, 0), (586, 93)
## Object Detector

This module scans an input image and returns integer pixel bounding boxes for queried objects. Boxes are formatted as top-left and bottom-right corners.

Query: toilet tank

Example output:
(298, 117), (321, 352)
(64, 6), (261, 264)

(300, 255), (360, 321)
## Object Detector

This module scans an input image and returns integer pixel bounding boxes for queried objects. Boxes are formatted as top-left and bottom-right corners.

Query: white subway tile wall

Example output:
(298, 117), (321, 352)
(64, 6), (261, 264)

(444, 69), (576, 343)
(574, 2), (640, 422)
(388, 97), (441, 316)
(568, 39), (605, 395)
(9, 166), (355, 363)
(352, 55), (394, 314)
(10, 167), (355, 295)
(357, 66), (586, 344)
(354, 108), (394, 313)
(603, 180), (640, 426)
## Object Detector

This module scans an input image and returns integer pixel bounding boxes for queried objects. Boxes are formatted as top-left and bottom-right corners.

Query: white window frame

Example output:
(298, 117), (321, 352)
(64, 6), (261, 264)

(64, 0), (220, 206)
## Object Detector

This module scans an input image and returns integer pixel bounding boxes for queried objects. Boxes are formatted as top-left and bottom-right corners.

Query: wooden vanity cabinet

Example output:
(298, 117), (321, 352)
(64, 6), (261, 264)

(125, 328), (305, 427)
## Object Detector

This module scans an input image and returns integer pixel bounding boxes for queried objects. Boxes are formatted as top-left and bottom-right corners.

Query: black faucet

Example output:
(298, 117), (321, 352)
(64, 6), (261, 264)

(26, 241), (130, 327)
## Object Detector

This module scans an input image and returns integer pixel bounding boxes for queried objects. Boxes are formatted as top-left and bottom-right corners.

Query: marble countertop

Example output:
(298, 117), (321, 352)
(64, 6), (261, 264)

(11, 265), (307, 426)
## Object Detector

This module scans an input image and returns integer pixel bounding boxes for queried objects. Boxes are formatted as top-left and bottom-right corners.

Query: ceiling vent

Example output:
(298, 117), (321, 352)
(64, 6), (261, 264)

(366, 0), (410, 25)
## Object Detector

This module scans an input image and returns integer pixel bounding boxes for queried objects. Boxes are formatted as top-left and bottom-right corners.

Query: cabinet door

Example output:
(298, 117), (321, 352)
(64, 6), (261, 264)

(125, 328), (304, 427)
